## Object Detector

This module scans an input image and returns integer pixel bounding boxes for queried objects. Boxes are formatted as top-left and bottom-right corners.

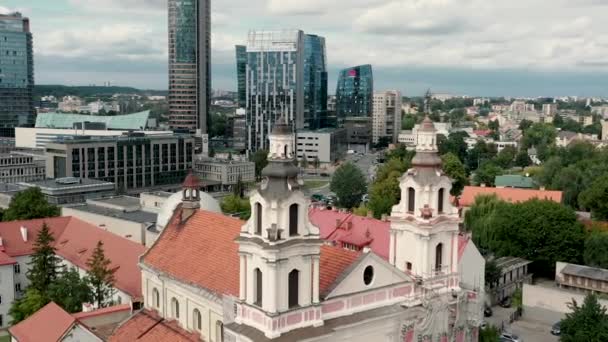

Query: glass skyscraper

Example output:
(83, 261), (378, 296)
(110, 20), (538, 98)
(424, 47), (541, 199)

(235, 45), (247, 108)
(168, 0), (211, 134)
(303, 34), (327, 130)
(0, 12), (35, 136)
(335, 64), (373, 120)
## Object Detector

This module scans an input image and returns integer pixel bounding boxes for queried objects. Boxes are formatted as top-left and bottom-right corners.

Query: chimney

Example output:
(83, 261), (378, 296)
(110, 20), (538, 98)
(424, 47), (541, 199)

(346, 221), (353, 230)
(480, 183), (486, 188)
(20, 226), (27, 242)
(335, 219), (341, 228)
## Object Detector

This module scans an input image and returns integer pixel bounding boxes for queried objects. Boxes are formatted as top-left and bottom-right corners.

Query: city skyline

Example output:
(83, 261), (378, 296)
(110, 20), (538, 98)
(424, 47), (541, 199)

(2, 0), (608, 97)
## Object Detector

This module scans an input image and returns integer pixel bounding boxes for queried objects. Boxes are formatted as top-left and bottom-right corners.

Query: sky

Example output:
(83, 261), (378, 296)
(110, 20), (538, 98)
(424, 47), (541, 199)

(2, 0), (608, 97)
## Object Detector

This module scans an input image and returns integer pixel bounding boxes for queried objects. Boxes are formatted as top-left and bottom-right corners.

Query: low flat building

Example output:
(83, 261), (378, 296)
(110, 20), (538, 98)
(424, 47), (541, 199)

(459, 186), (563, 209)
(555, 261), (608, 294)
(495, 175), (535, 189)
(35, 111), (152, 130)
(193, 157), (255, 191)
(0, 153), (46, 183)
(295, 128), (347, 164)
(343, 117), (371, 153)
(488, 256), (532, 304)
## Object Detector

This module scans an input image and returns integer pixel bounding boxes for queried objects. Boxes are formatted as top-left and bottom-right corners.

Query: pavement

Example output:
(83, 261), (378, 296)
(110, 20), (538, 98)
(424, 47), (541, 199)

(485, 306), (558, 342)
(343, 151), (380, 182)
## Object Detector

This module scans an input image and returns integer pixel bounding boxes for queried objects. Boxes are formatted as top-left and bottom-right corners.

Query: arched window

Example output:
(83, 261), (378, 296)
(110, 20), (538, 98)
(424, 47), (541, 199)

(289, 203), (299, 236)
(193, 309), (202, 330)
(171, 298), (180, 319)
(438, 188), (445, 214)
(407, 187), (416, 213)
(152, 288), (159, 308)
(216, 320), (224, 342)
(254, 268), (263, 306)
(435, 243), (443, 271)
(255, 203), (262, 235)
(288, 269), (300, 308)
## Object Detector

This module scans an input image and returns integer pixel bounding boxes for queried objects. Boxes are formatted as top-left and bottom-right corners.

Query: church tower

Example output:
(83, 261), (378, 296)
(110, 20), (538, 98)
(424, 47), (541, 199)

(180, 172), (201, 222)
(389, 117), (460, 285)
(235, 118), (323, 338)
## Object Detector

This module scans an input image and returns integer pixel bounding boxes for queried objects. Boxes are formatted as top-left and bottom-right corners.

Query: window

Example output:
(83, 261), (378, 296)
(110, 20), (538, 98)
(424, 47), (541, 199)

(216, 321), (224, 342)
(14, 264), (20, 274)
(406, 262), (412, 272)
(363, 266), (375, 285)
(438, 188), (445, 213)
(435, 243), (443, 271)
(289, 204), (299, 236)
(288, 269), (299, 308)
(283, 145), (288, 158)
(15, 283), (21, 292)
(0, 314), (3, 327)
(0, 295), (2, 304)
(171, 298), (180, 319)
(193, 309), (202, 330)
(152, 288), (160, 308)
(254, 268), (263, 306)
(255, 203), (262, 235)
(407, 187), (415, 213)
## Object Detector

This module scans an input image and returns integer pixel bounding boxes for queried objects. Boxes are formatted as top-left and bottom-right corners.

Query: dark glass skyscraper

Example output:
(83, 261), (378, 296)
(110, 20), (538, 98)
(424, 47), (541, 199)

(0, 12), (35, 136)
(335, 64), (373, 120)
(168, 0), (211, 134)
(235, 45), (247, 108)
(303, 34), (327, 130)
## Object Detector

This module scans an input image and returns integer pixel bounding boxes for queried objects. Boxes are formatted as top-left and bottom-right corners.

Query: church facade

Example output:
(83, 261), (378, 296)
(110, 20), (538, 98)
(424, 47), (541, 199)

(112, 117), (482, 342)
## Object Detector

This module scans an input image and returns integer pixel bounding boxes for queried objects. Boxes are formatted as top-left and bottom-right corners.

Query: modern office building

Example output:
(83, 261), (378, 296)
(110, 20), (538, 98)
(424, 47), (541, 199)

(0, 12), (35, 137)
(34, 111), (153, 130)
(296, 128), (347, 164)
(372, 90), (402, 144)
(193, 157), (255, 191)
(244, 30), (327, 151)
(343, 116), (372, 153)
(44, 133), (194, 191)
(0, 153), (45, 183)
(168, 0), (211, 133)
(335, 64), (373, 121)
(235, 45), (247, 108)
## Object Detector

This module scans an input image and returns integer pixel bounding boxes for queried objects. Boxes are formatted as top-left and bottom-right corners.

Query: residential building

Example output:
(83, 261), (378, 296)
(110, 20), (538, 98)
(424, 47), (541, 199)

(0, 137), (14, 154)
(235, 45), (247, 108)
(111, 118), (483, 342)
(592, 105), (608, 118)
(556, 131), (598, 147)
(193, 157), (255, 191)
(509, 101), (534, 113)
(58, 96), (84, 113)
(473, 98), (489, 106)
(555, 262), (608, 295)
(295, 128), (347, 164)
(244, 30), (327, 151)
(0, 12), (35, 136)
(44, 133), (194, 191)
(459, 186), (563, 209)
(0, 217), (145, 328)
(168, 0), (211, 133)
(487, 257), (532, 304)
(0, 153), (45, 183)
(34, 111), (153, 130)
(343, 116), (372, 153)
(372, 90), (402, 144)
(560, 112), (593, 126)
(494, 175), (535, 189)
(231, 108), (247, 150)
(542, 103), (558, 116)
(335, 65), (373, 121)
(603, 120), (608, 140)
(398, 122), (451, 148)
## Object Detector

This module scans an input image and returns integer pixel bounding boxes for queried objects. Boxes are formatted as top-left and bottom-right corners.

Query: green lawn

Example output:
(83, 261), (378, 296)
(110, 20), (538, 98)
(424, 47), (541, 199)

(0, 334), (11, 342)
(304, 180), (329, 190)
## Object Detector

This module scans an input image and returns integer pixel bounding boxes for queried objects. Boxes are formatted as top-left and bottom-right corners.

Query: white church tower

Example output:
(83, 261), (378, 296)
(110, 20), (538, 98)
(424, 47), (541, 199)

(236, 118), (323, 338)
(389, 117), (461, 284)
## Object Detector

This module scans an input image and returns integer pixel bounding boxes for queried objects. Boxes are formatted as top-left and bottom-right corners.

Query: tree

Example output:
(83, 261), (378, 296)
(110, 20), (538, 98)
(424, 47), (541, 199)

(584, 230), (608, 269)
(221, 194), (251, 220)
(232, 175), (244, 198)
(479, 325), (501, 342)
(402, 114), (417, 130)
(352, 204), (369, 217)
(26, 223), (60, 295)
(9, 288), (48, 324)
(86, 241), (117, 308)
(514, 150), (531, 168)
(521, 123), (557, 149)
(473, 161), (503, 186)
(438, 132), (469, 163)
(448, 108), (466, 126)
(251, 150), (268, 181)
(560, 293), (608, 342)
(299, 155), (309, 169)
(312, 157), (321, 173)
(493, 146), (517, 169)
(579, 175), (608, 220)
(330, 163), (367, 209)
(441, 153), (468, 196)
(484, 259), (502, 288)
(368, 157), (410, 218)
(48, 267), (93, 313)
(518, 119), (533, 131)
(3, 187), (60, 222)
(488, 119), (499, 132)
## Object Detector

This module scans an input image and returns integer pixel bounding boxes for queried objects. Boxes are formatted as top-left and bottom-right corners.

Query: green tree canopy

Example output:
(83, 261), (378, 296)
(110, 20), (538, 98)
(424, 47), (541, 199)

(579, 175), (608, 220)
(441, 153), (468, 196)
(221, 194), (251, 220)
(9, 289), (48, 324)
(26, 223), (61, 295)
(251, 150), (269, 181)
(485, 259), (502, 288)
(330, 162), (367, 209)
(521, 123), (557, 149)
(514, 149), (532, 168)
(402, 114), (417, 130)
(560, 293), (608, 342)
(3, 188), (60, 222)
(473, 161), (503, 186)
(368, 156), (411, 218)
(438, 132), (469, 163)
(48, 267), (93, 313)
(584, 230), (608, 269)
(493, 146), (517, 169)
(86, 241), (117, 308)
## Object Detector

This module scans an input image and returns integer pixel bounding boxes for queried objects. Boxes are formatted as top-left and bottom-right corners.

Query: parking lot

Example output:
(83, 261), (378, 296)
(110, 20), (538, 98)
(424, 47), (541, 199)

(486, 306), (559, 342)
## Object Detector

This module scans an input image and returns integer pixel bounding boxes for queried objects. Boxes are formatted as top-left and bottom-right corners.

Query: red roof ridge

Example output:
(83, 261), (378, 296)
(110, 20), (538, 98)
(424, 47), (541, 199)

(9, 302), (76, 341)
(73, 304), (131, 320)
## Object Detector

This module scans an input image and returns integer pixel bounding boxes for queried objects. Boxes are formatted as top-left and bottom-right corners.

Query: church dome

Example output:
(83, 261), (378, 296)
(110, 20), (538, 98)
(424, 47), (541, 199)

(156, 190), (222, 229)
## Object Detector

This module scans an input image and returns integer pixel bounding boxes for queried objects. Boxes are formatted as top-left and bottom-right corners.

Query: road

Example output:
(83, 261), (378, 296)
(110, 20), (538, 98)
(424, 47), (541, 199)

(485, 306), (558, 342)
(343, 151), (379, 182)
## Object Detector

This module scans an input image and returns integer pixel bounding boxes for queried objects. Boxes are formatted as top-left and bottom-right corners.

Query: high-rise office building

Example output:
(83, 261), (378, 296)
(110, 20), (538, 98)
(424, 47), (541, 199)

(373, 90), (402, 144)
(235, 45), (247, 108)
(168, 0), (211, 133)
(335, 64), (373, 120)
(244, 30), (327, 151)
(0, 12), (35, 137)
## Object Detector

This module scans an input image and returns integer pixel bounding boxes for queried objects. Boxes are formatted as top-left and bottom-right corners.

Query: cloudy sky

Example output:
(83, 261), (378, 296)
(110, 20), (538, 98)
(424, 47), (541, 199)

(3, 0), (608, 96)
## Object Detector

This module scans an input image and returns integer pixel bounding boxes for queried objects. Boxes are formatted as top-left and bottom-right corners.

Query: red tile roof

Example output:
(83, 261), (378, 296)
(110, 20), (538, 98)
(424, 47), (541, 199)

(73, 304), (131, 320)
(0, 217), (145, 299)
(310, 208), (390, 260)
(459, 186), (563, 207)
(0, 250), (17, 266)
(109, 309), (201, 342)
(9, 302), (77, 342)
(473, 129), (492, 137)
(143, 208), (362, 298)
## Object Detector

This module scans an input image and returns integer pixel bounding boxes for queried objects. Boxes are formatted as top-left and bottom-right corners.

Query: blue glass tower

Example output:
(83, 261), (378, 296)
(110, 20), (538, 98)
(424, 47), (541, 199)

(235, 45), (247, 108)
(303, 34), (327, 130)
(335, 65), (373, 120)
(0, 12), (35, 136)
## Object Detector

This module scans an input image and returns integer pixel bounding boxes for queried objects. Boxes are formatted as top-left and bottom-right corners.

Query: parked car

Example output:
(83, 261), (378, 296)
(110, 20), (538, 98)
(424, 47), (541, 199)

(551, 321), (561, 335)
(484, 306), (493, 317)
(500, 332), (522, 342)
(500, 297), (512, 308)
(480, 320), (487, 329)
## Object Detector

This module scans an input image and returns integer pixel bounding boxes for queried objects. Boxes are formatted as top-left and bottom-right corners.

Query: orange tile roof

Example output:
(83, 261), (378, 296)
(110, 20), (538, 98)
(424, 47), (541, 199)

(459, 186), (563, 207)
(73, 304), (131, 320)
(0, 250), (17, 266)
(9, 302), (76, 342)
(109, 309), (201, 342)
(143, 208), (362, 298)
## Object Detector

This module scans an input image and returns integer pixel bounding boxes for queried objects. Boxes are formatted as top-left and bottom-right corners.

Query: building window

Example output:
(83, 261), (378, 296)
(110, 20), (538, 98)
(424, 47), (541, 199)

(406, 262), (412, 272)
(288, 269), (299, 308)
(216, 321), (224, 342)
(435, 243), (443, 271)
(0, 314), (3, 327)
(193, 309), (202, 330)
(255, 203), (262, 235)
(438, 188), (445, 213)
(14, 264), (20, 274)
(15, 283), (21, 292)
(254, 268), (263, 306)
(407, 187), (415, 213)
(363, 266), (375, 286)
(152, 288), (160, 308)
(171, 298), (180, 319)
(289, 203), (299, 236)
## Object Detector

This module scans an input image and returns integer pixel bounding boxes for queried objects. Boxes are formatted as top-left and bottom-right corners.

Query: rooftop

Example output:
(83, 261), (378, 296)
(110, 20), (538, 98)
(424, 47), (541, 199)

(109, 309), (201, 342)
(561, 262), (608, 282)
(19, 177), (115, 191)
(494, 175), (535, 189)
(494, 256), (532, 270)
(36, 111), (151, 130)
(459, 186), (563, 207)
(9, 302), (78, 342)
(64, 202), (157, 224)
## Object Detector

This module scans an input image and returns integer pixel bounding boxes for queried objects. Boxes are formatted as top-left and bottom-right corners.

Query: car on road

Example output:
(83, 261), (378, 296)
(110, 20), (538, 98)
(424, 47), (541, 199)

(551, 321), (561, 335)
(500, 332), (522, 342)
